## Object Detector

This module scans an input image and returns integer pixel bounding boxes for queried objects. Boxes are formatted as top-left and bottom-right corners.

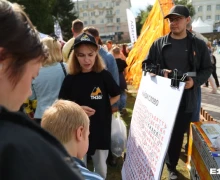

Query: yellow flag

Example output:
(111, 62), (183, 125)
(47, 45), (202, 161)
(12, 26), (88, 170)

(126, 0), (174, 88)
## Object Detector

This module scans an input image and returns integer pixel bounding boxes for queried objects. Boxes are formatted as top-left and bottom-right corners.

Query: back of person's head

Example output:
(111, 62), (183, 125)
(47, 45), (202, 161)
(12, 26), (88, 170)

(112, 46), (121, 56)
(41, 37), (62, 66)
(207, 41), (212, 49)
(41, 100), (89, 144)
(83, 26), (99, 38)
(106, 40), (112, 45)
(0, 0), (47, 86)
(72, 19), (84, 34)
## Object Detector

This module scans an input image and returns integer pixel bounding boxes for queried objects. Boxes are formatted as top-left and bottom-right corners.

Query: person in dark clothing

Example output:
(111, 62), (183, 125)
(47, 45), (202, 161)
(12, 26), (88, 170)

(142, 5), (212, 180)
(206, 53), (219, 88)
(112, 46), (128, 114)
(0, 1), (83, 179)
(59, 33), (120, 178)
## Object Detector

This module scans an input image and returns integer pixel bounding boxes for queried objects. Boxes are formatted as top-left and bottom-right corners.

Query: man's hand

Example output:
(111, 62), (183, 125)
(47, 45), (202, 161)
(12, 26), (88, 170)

(163, 69), (172, 78)
(184, 77), (194, 89)
(81, 106), (95, 117)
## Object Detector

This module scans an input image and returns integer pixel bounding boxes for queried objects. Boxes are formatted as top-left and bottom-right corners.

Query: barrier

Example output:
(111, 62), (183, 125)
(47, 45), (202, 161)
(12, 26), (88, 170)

(200, 107), (215, 122)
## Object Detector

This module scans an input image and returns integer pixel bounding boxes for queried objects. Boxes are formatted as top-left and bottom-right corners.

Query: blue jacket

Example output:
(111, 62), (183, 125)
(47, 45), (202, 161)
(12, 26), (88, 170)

(99, 46), (119, 85)
(29, 62), (67, 118)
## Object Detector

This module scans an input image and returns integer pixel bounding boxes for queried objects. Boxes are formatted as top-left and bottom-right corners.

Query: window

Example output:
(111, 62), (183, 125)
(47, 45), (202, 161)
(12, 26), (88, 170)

(91, 12), (95, 16)
(116, 1), (120, 6)
(216, 15), (220, 20)
(100, 19), (104, 23)
(107, 18), (113, 23)
(83, 13), (87, 17)
(116, 26), (120, 31)
(99, 11), (104, 15)
(206, 15), (211, 20)
(116, 10), (120, 15)
(107, 10), (112, 15)
(84, 21), (88, 25)
(216, 4), (220, 10)
(92, 20), (96, 24)
(99, 3), (102, 8)
(198, 6), (202, 12)
(82, 4), (87, 9)
(116, 18), (120, 23)
(90, 4), (94, 8)
(207, 5), (211, 11)
(100, 27), (104, 32)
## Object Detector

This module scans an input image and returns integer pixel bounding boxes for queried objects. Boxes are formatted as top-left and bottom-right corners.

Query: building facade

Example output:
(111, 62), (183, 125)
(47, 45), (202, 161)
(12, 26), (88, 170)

(191, 0), (220, 30)
(74, 0), (131, 43)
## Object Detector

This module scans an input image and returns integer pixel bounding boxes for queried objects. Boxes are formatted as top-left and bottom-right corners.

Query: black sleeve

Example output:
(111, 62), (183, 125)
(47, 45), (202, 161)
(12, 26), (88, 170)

(102, 70), (121, 97)
(59, 75), (73, 100)
(142, 39), (161, 73)
(193, 39), (213, 87)
(123, 61), (128, 69)
(0, 141), (84, 180)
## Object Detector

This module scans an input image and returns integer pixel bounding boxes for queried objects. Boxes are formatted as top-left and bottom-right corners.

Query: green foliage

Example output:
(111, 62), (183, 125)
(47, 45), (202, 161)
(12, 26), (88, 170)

(136, 5), (152, 36)
(52, 0), (78, 40)
(9, 0), (56, 34)
(9, 0), (78, 40)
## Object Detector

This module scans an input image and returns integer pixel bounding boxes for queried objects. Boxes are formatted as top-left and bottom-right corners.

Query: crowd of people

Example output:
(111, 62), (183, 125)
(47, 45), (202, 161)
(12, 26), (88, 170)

(0, 1), (219, 180)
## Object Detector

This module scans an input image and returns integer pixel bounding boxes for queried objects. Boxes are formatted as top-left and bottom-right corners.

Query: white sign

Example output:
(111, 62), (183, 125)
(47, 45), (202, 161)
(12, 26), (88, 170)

(54, 20), (63, 41)
(126, 9), (137, 44)
(122, 73), (185, 180)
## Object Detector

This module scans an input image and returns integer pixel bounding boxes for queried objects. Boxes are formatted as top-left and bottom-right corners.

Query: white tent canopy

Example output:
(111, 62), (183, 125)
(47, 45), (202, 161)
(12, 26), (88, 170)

(192, 18), (213, 33)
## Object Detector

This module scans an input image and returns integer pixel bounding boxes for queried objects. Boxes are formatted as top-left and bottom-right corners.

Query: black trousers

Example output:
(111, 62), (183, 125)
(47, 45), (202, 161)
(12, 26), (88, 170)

(165, 106), (192, 171)
(206, 65), (219, 87)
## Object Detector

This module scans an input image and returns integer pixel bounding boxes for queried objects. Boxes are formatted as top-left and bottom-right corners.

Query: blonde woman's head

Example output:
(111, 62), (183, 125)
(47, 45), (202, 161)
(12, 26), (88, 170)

(41, 37), (62, 66)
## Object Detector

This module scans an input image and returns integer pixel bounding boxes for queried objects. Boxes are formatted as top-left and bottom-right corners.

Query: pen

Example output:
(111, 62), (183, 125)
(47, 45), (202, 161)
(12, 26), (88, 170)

(211, 152), (220, 157)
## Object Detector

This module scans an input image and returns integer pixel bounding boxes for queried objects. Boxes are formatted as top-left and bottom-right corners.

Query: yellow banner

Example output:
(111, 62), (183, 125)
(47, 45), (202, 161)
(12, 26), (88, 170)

(125, 0), (174, 88)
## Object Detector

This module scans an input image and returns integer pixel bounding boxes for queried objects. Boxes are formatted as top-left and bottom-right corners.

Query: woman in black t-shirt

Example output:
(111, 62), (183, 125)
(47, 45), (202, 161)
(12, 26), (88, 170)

(59, 33), (120, 179)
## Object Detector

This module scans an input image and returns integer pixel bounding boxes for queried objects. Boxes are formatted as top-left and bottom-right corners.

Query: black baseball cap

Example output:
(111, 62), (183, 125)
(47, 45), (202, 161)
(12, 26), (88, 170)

(73, 33), (98, 49)
(164, 5), (190, 19)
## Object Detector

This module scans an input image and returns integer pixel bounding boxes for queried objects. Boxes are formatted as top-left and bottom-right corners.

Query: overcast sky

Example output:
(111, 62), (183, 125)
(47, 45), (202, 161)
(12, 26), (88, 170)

(130, 0), (156, 16)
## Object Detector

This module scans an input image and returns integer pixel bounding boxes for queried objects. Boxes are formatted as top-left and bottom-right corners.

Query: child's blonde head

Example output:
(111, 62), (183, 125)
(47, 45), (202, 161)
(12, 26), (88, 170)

(41, 100), (89, 144)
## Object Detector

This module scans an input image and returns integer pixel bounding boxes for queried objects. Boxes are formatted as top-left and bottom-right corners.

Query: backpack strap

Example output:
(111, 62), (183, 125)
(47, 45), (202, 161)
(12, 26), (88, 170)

(60, 62), (67, 76)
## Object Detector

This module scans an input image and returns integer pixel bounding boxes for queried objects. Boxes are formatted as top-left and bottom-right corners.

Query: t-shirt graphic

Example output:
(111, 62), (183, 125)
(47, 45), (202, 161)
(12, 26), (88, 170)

(90, 87), (103, 100)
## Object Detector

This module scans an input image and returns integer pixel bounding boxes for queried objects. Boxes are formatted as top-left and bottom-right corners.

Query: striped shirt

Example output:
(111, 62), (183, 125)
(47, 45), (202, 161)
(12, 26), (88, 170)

(72, 157), (103, 180)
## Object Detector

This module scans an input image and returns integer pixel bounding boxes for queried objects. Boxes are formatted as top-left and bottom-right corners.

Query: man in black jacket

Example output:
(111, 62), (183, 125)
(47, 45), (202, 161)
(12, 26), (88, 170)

(142, 5), (212, 180)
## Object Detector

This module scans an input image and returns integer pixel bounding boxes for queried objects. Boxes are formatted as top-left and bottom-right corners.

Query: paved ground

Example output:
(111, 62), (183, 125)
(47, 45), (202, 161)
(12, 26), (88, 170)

(201, 48), (220, 121)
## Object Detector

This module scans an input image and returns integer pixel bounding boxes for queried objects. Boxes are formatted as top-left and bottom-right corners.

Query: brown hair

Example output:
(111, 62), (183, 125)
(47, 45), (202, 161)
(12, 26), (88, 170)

(83, 26), (99, 38)
(41, 37), (62, 66)
(68, 43), (105, 75)
(41, 100), (89, 144)
(112, 46), (121, 55)
(0, 0), (47, 87)
(106, 40), (112, 44)
(72, 19), (84, 34)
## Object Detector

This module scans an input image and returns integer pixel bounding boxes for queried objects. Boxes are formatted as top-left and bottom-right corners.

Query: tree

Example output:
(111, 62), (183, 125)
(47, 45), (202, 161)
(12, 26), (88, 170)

(9, 0), (56, 34)
(9, 0), (78, 40)
(52, 0), (78, 40)
(136, 5), (153, 36)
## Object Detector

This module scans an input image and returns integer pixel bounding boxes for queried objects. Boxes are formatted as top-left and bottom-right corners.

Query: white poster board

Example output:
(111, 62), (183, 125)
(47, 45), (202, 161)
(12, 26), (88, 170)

(122, 73), (185, 180)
